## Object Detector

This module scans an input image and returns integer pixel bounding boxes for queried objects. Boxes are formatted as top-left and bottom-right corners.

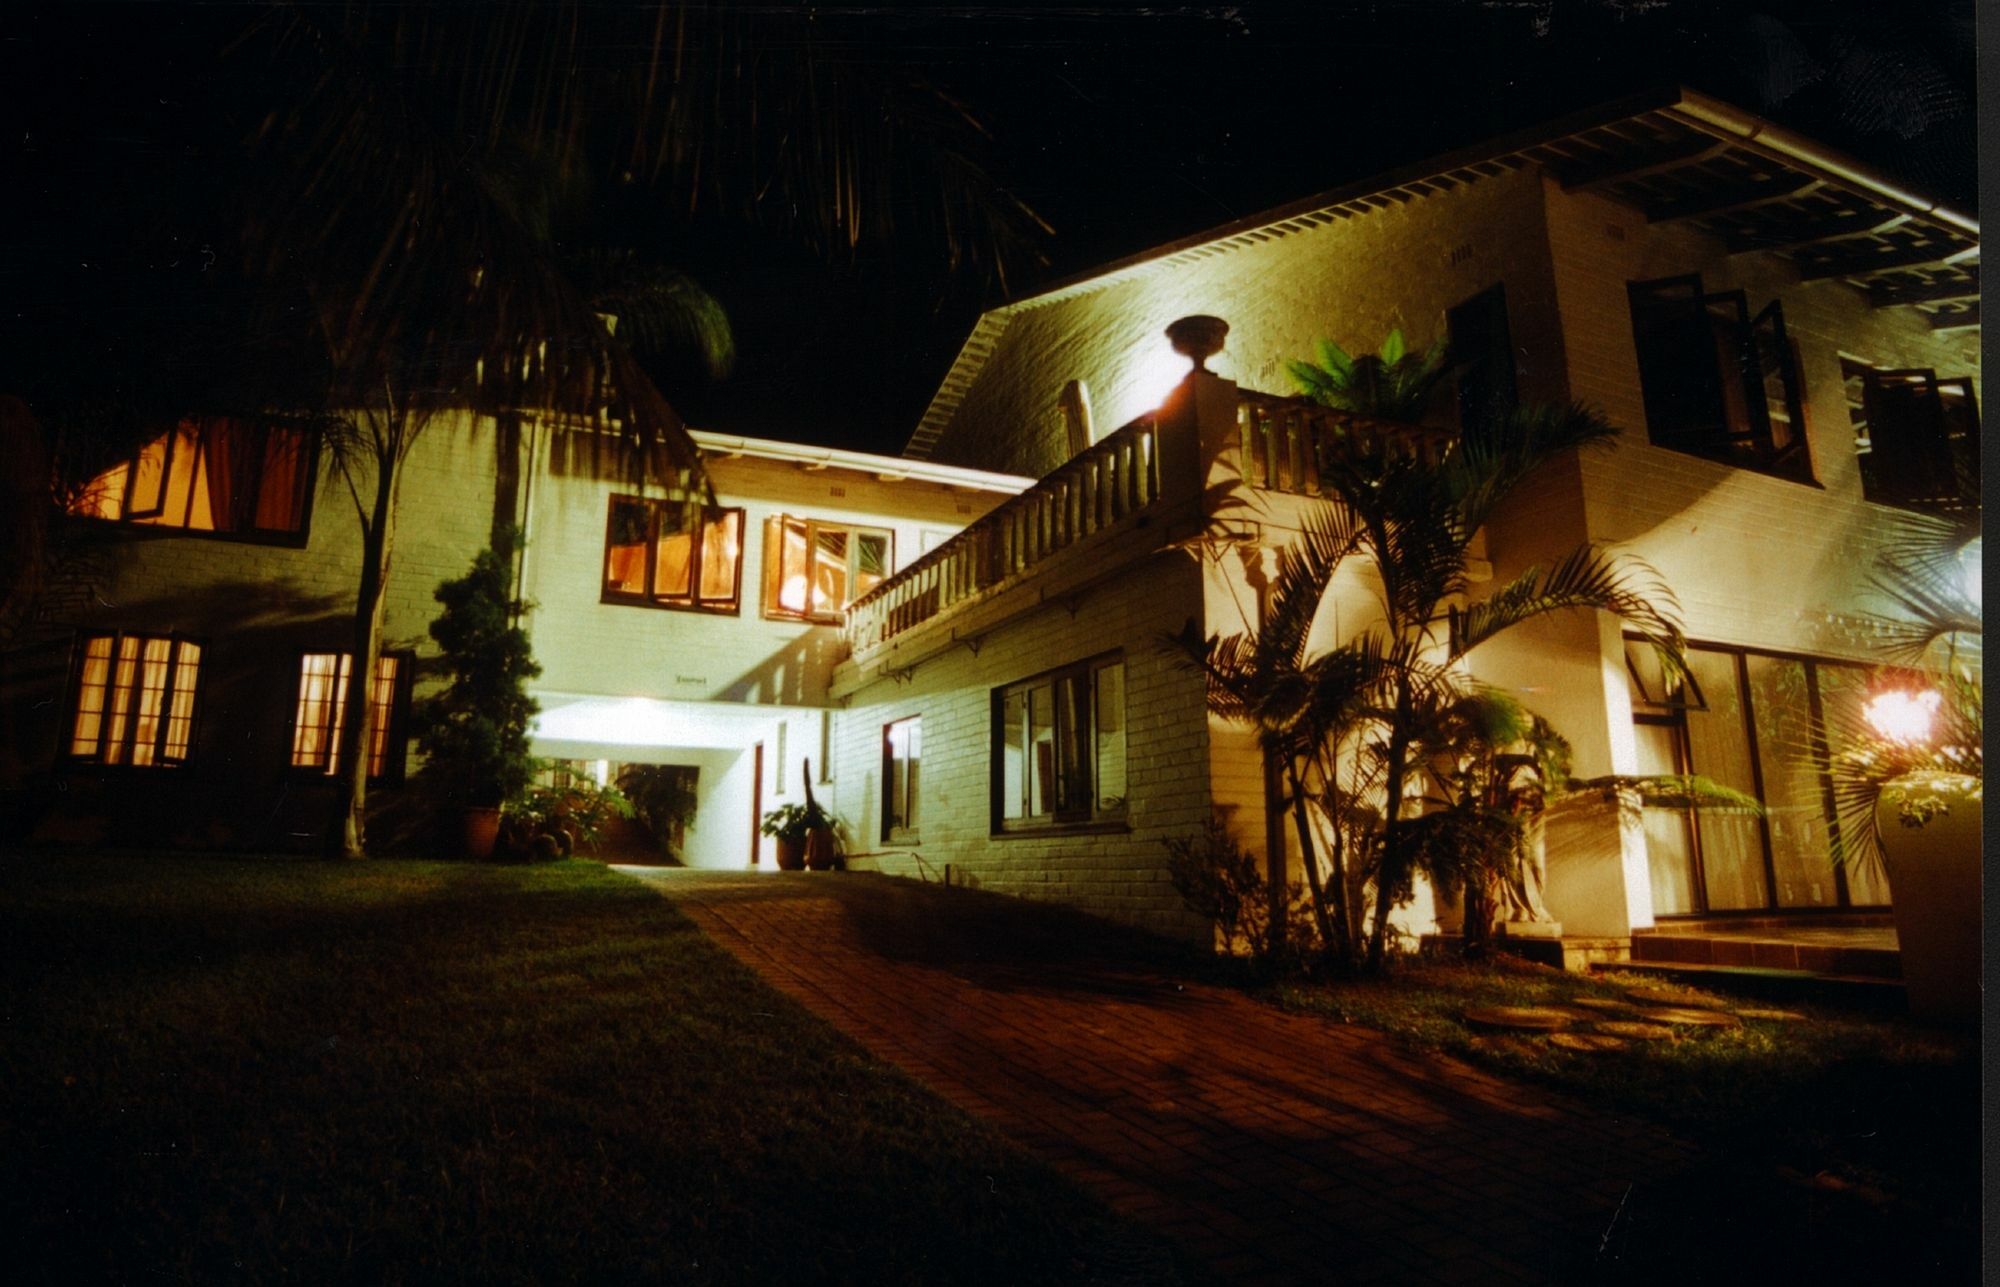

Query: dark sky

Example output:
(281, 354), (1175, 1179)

(5, 1), (1978, 460)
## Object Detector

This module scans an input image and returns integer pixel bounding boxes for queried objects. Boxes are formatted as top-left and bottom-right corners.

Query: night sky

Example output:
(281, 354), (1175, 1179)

(5, 1), (1979, 459)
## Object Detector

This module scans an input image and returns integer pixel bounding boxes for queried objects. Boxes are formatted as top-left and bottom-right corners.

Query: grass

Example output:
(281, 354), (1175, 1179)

(0, 853), (1184, 1286)
(1271, 954), (1978, 1279)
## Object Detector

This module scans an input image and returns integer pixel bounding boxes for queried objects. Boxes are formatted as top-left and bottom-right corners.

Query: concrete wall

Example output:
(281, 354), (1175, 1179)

(829, 548), (1211, 938)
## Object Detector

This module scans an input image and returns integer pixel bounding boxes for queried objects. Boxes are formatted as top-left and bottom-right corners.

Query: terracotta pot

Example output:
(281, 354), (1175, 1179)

(463, 806), (502, 861)
(773, 835), (806, 871)
(804, 825), (837, 871)
(1877, 773), (1981, 1026)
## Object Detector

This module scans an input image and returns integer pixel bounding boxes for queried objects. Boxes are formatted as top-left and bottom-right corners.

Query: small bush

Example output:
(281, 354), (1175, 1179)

(1164, 814), (1317, 965)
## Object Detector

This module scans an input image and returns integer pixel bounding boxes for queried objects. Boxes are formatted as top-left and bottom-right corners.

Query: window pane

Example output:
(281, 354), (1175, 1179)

(1056, 674), (1090, 813)
(254, 428), (310, 531)
(127, 637), (173, 766)
(776, 518), (811, 614)
(1633, 721), (1698, 916)
(604, 498), (651, 595)
(853, 532), (889, 599)
(886, 717), (919, 836)
(150, 425), (201, 529)
(293, 653), (342, 768)
(1094, 662), (1126, 814)
(1028, 682), (1056, 816)
(126, 434), (170, 517)
(163, 642), (200, 761)
(102, 636), (142, 765)
(812, 528), (849, 614)
(654, 525), (694, 599)
(698, 512), (741, 603)
(1745, 655), (1837, 908)
(1816, 665), (1894, 905)
(366, 655), (399, 778)
(1682, 649), (1768, 910)
(72, 460), (130, 520)
(1001, 691), (1027, 820)
(70, 635), (113, 755)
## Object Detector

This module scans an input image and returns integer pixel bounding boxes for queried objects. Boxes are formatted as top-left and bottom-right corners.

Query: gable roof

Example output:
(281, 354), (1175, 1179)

(903, 85), (1979, 460)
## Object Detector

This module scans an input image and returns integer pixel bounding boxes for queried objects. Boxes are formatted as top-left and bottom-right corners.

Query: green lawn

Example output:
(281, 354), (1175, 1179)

(0, 854), (1179, 1285)
(1273, 956), (1978, 1277)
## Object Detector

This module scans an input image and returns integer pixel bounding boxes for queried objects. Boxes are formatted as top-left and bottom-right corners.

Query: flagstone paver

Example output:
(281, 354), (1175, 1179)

(628, 868), (1700, 1284)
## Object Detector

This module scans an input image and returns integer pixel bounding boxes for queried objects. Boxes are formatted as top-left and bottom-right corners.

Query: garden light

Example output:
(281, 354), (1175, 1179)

(1863, 688), (1941, 745)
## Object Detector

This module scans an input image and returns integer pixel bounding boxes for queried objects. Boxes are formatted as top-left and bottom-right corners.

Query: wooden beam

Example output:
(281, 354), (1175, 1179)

(1929, 304), (1980, 332)
(1645, 173), (1818, 223)
(1726, 211), (1908, 256)
(1559, 137), (1729, 191)
(1797, 241), (1978, 283)
(1869, 270), (1980, 308)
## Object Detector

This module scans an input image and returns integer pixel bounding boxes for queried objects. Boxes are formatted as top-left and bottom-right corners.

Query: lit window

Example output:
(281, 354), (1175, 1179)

(994, 653), (1125, 832)
(290, 652), (409, 781)
(603, 497), (744, 612)
(883, 717), (921, 842)
(68, 633), (202, 766)
(763, 515), (892, 622)
(69, 419), (313, 539)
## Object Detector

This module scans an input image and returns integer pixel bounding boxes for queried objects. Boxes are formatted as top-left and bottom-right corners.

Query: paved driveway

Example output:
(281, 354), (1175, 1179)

(625, 869), (1698, 1285)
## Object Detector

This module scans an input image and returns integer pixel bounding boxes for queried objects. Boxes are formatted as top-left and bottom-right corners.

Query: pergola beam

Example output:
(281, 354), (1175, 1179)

(1928, 305), (1980, 332)
(1726, 211), (1908, 256)
(1797, 242), (1978, 283)
(1645, 173), (1818, 223)
(1869, 270), (1980, 308)
(1559, 137), (1729, 191)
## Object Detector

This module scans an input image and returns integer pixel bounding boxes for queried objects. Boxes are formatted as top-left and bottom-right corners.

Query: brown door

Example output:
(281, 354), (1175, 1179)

(749, 742), (764, 867)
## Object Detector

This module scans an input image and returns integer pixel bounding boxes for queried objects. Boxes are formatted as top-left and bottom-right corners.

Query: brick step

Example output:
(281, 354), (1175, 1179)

(1594, 960), (1907, 1014)
(1631, 933), (1901, 979)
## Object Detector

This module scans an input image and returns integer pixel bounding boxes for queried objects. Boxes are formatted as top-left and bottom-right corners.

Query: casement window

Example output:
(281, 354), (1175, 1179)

(1625, 637), (1888, 918)
(67, 633), (203, 767)
(1841, 359), (1980, 511)
(69, 418), (314, 541)
(1446, 283), (1517, 441)
(763, 516), (893, 622)
(1627, 275), (1812, 483)
(602, 497), (745, 612)
(993, 653), (1126, 833)
(290, 652), (411, 781)
(882, 716), (921, 842)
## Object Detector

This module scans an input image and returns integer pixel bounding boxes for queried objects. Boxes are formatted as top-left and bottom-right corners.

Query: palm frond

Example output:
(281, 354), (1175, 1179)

(1450, 544), (1685, 675)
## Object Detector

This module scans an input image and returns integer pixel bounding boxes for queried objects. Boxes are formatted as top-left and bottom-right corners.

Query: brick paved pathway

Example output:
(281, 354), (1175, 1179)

(627, 869), (1699, 1285)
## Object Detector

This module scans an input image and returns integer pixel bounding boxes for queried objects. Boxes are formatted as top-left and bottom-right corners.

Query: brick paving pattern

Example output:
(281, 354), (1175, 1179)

(629, 869), (1700, 1284)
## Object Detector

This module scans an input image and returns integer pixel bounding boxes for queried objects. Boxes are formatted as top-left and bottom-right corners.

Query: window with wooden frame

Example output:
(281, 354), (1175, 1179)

(882, 716), (921, 842)
(993, 653), (1126, 834)
(68, 418), (315, 542)
(1841, 358), (1979, 511)
(290, 652), (412, 782)
(67, 633), (203, 767)
(763, 515), (893, 622)
(1627, 275), (1813, 483)
(602, 497), (745, 612)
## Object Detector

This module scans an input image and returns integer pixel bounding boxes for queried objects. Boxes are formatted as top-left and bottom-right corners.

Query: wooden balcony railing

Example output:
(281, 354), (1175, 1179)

(1235, 388), (1457, 496)
(845, 414), (1162, 657)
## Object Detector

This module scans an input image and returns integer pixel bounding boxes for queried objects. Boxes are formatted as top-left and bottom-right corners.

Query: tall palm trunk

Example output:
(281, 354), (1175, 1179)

(1366, 682), (1415, 971)
(326, 418), (406, 860)
(1283, 757), (1340, 958)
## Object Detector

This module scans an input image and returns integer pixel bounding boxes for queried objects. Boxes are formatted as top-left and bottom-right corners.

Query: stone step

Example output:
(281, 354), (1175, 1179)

(1594, 960), (1907, 1015)
(1630, 932), (1901, 979)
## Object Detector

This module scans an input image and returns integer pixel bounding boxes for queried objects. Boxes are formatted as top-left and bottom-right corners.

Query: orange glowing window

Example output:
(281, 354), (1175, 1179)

(68, 633), (203, 767)
(290, 652), (409, 781)
(603, 497), (743, 613)
(68, 419), (312, 539)
(763, 515), (892, 623)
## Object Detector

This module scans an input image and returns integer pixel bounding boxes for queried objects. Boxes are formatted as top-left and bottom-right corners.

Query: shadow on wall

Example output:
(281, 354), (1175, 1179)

(1, 576), (434, 853)
(715, 626), (845, 706)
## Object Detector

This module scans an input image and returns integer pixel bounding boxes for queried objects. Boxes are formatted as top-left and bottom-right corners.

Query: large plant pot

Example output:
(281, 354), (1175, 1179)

(1877, 773), (1981, 1026)
(773, 835), (806, 871)
(804, 825), (837, 871)
(463, 806), (503, 861)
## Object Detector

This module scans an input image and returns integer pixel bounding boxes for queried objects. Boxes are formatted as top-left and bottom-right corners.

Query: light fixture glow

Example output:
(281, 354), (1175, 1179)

(1863, 688), (1941, 745)
(1133, 343), (1193, 412)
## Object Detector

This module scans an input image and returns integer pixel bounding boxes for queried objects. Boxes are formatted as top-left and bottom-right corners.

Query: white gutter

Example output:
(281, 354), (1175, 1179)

(1670, 91), (1979, 239)
(689, 428), (1033, 494)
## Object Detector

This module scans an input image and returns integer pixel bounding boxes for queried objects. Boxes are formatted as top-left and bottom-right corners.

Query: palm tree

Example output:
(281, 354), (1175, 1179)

(1190, 346), (1687, 972)
(227, 2), (1048, 857)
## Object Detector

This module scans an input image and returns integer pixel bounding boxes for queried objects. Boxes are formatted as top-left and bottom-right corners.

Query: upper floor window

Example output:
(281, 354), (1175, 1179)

(1627, 275), (1812, 483)
(69, 419), (313, 541)
(763, 516), (892, 623)
(883, 716), (921, 843)
(602, 497), (744, 613)
(1842, 359), (1980, 511)
(290, 651), (411, 782)
(1446, 283), (1517, 442)
(68, 632), (202, 767)
(993, 653), (1125, 833)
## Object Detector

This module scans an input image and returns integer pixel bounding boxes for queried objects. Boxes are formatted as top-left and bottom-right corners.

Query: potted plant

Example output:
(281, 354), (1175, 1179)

(759, 801), (828, 871)
(413, 534), (542, 859)
(504, 776), (633, 861)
